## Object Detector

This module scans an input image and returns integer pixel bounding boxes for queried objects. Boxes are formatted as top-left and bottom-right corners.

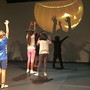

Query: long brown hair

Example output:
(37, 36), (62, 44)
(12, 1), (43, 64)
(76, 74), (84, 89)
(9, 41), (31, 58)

(27, 29), (34, 45)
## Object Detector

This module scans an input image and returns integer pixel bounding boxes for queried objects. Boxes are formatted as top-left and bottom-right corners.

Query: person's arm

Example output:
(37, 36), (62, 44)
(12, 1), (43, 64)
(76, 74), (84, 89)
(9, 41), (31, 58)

(61, 36), (69, 43)
(48, 35), (53, 45)
(4, 20), (9, 38)
(29, 21), (33, 29)
(37, 40), (40, 46)
(26, 34), (28, 40)
(65, 16), (71, 31)
(33, 21), (37, 34)
(51, 16), (57, 33)
(58, 20), (63, 30)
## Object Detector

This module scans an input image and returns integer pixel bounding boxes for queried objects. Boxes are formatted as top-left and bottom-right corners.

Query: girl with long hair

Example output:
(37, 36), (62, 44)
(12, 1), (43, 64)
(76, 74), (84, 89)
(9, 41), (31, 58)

(26, 21), (36, 74)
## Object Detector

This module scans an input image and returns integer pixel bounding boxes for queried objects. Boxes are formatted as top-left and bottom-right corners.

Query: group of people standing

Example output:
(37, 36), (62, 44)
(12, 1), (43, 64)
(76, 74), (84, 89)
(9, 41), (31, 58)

(26, 21), (69, 76)
(0, 20), (68, 89)
(26, 21), (53, 77)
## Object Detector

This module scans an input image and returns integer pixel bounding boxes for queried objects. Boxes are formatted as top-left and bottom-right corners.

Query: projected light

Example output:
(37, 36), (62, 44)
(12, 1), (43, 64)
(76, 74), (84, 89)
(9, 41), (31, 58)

(34, 0), (83, 32)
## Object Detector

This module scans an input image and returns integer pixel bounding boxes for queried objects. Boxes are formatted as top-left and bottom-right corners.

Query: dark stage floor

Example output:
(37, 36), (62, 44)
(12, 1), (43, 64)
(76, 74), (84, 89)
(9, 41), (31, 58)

(3, 61), (90, 90)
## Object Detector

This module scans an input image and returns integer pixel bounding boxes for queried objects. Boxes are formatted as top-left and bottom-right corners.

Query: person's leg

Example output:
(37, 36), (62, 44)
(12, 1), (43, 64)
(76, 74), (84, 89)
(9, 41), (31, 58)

(1, 69), (8, 88)
(26, 62), (30, 73)
(0, 68), (1, 75)
(0, 68), (2, 85)
(0, 61), (2, 85)
(1, 69), (6, 84)
(53, 53), (57, 68)
(1, 60), (8, 89)
(26, 49), (31, 73)
(34, 46), (39, 67)
(44, 54), (48, 76)
(34, 54), (43, 76)
(34, 55), (39, 67)
(30, 49), (36, 74)
(58, 54), (64, 69)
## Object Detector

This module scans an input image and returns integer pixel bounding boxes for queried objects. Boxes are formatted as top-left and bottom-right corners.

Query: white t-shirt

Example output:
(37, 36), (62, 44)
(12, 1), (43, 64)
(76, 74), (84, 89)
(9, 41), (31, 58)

(26, 34), (35, 49)
(37, 40), (51, 54)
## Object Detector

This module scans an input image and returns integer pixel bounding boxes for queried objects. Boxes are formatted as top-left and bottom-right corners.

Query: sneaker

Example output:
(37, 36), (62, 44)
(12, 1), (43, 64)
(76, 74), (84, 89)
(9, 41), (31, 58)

(26, 69), (30, 73)
(34, 73), (39, 76)
(44, 73), (47, 76)
(1, 84), (8, 89)
(30, 70), (36, 74)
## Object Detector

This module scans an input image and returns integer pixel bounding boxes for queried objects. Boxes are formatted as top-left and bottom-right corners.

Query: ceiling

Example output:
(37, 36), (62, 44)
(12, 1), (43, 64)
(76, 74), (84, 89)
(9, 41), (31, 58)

(5, 0), (62, 3)
(5, 0), (57, 3)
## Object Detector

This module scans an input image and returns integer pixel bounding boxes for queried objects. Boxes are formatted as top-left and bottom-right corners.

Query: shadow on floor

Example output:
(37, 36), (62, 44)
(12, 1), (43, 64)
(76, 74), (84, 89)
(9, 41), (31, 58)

(12, 73), (31, 81)
(31, 76), (53, 84)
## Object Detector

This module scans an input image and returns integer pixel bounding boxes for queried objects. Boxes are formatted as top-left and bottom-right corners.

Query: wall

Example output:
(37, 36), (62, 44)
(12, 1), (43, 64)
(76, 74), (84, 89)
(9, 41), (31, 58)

(0, 0), (90, 62)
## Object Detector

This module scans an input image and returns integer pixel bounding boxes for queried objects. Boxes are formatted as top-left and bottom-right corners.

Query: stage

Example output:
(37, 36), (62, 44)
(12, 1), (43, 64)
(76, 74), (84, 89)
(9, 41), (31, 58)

(5, 61), (90, 90)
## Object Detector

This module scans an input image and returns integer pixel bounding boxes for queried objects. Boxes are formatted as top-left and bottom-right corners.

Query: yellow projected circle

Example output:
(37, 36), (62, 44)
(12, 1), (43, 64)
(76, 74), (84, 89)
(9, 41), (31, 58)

(34, 0), (83, 32)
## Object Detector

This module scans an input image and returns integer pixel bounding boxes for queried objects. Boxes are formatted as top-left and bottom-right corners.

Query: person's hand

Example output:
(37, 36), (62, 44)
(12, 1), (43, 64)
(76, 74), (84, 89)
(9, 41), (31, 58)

(30, 21), (33, 26)
(51, 16), (57, 25)
(58, 20), (62, 25)
(4, 20), (9, 25)
(65, 17), (70, 23)
(48, 35), (51, 40)
(34, 21), (37, 26)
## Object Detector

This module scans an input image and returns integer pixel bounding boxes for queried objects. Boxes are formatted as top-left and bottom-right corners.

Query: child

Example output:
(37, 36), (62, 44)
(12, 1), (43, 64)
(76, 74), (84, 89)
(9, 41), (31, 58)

(0, 20), (9, 88)
(26, 21), (36, 74)
(34, 31), (44, 68)
(34, 32), (52, 76)
(52, 35), (69, 69)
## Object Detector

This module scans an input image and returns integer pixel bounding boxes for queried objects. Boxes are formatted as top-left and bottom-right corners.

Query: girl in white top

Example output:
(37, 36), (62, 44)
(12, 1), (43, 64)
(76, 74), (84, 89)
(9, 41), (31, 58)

(26, 21), (36, 74)
(34, 32), (52, 76)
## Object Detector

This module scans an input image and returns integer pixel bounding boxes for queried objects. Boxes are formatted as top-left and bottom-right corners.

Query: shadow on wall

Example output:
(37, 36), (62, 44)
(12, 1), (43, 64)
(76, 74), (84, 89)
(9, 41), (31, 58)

(63, 42), (81, 62)
(8, 40), (27, 61)
(79, 42), (90, 63)
(63, 42), (90, 63)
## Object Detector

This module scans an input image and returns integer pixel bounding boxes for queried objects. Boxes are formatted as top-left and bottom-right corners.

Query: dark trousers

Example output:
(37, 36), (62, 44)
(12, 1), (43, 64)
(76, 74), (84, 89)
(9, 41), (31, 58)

(53, 53), (63, 68)
(37, 54), (48, 72)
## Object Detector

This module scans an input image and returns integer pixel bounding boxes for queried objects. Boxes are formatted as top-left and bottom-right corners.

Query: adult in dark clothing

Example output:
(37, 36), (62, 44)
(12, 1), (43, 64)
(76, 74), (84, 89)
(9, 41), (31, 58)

(52, 35), (68, 69)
